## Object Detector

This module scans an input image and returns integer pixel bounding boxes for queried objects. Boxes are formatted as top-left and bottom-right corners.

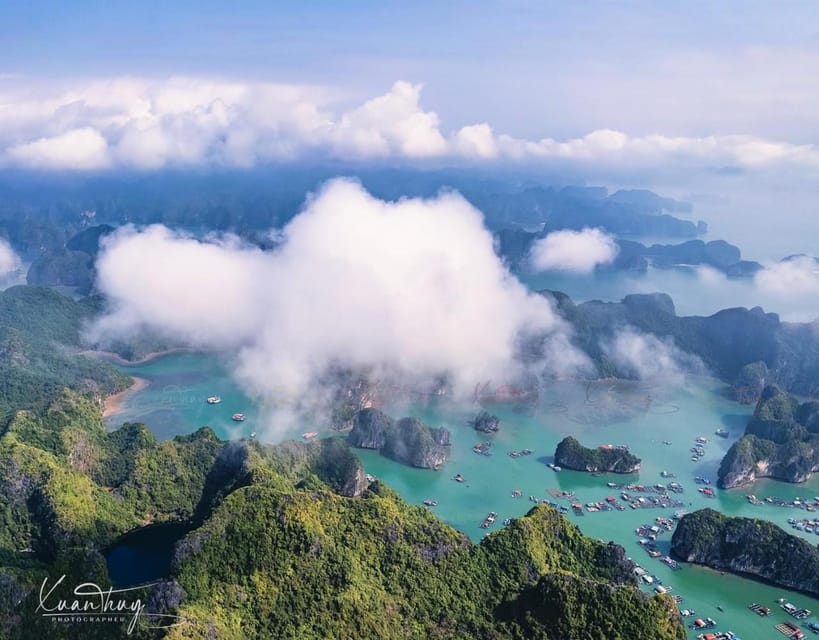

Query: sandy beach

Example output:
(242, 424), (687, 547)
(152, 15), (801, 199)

(103, 376), (149, 418)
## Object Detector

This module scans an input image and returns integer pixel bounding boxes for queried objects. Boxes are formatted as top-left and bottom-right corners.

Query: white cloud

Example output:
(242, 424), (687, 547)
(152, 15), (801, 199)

(328, 81), (448, 158)
(603, 328), (704, 383)
(0, 238), (21, 275)
(529, 228), (618, 273)
(2, 76), (819, 171)
(90, 179), (582, 433)
(755, 256), (819, 296)
(5, 127), (110, 170)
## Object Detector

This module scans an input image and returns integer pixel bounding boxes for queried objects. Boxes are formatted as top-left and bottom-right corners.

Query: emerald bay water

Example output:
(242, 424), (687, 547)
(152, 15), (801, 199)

(108, 352), (819, 640)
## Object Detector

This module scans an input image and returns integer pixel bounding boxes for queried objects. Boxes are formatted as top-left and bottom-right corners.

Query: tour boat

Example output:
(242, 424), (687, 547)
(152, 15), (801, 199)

(231, 413), (246, 422)
(302, 431), (318, 440)
(207, 396), (222, 404)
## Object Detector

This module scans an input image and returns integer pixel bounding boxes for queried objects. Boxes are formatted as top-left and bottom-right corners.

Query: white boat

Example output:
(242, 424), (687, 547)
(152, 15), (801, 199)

(207, 396), (222, 404)
(302, 431), (318, 440)
(231, 413), (246, 422)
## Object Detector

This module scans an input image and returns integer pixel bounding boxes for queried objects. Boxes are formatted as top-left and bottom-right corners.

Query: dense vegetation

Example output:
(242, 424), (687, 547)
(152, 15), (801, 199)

(166, 492), (682, 640)
(0, 286), (129, 420)
(0, 378), (683, 639)
(671, 508), (819, 597)
(554, 436), (641, 473)
(718, 385), (819, 487)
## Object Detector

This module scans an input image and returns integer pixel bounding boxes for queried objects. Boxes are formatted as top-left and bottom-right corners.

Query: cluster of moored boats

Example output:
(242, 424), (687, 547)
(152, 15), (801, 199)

(746, 495), (819, 512)
(778, 599), (812, 620)
(479, 512), (498, 528)
(691, 436), (709, 462)
(787, 517), (819, 534)
(472, 441), (492, 456)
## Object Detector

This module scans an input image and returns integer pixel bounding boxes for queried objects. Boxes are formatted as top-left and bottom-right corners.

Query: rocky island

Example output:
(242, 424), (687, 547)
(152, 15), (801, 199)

(718, 385), (819, 488)
(540, 290), (819, 400)
(472, 410), (500, 433)
(347, 408), (451, 469)
(554, 436), (641, 473)
(671, 509), (819, 598)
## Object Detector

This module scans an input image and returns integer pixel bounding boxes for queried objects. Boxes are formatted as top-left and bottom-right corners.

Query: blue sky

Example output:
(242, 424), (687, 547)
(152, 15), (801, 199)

(2, 1), (818, 141)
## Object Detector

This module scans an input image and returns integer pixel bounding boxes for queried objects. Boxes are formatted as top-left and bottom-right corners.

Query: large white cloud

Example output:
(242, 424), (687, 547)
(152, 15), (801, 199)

(90, 179), (582, 431)
(529, 228), (618, 273)
(2, 76), (819, 171)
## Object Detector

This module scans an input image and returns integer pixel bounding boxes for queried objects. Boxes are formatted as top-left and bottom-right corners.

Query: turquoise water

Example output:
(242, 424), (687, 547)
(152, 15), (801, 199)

(111, 353), (819, 639)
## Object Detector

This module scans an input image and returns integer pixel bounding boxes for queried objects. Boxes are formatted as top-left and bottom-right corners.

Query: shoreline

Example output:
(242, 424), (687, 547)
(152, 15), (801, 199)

(80, 347), (200, 366)
(103, 376), (149, 418)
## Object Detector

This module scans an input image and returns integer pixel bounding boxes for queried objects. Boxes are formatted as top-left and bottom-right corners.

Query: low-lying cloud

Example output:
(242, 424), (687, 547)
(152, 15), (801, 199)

(603, 328), (704, 384)
(2, 76), (819, 172)
(529, 228), (618, 273)
(90, 179), (585, 431)
(754, 255), (819, 296)
(0, 238), (21, 276)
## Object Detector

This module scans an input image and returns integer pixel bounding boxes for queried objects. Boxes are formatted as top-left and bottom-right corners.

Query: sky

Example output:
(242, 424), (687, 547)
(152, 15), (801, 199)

(1, 1), (815, 415)
(1, 1), (818, 258)
(2, 1), (818, 142)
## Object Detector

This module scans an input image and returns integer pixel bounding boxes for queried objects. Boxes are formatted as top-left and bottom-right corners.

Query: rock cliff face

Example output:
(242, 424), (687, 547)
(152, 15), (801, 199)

(554, 436), (641, 473)
(473, 410), (500, 433)
(347, 408), (395, 449)
(718, 385), (819, 488)
(671, 509), (819, 598)
(348, 409), (450, 469)
(537, 289), (819, 400)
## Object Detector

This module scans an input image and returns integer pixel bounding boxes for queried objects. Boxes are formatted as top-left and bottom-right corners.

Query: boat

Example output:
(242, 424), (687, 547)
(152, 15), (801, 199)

(453, 474), (465, 483)
(302, 431), (318, 440)
(473, 441), (492, 456)
(715, 428), (729, 438)
(480, 511), (498, 528)
(423, 499), (438, 507)
(206, 396), (222, 404)
(249, 432), (256, 439)
(748, 603), (771, 616)
(231, 413), (246, 422)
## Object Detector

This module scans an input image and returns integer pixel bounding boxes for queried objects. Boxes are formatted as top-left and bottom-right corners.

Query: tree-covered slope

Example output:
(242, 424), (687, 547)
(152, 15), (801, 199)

(671, 508), (819, 597)
(166, 491), (682, 640)
(0, 285), (129, 419)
